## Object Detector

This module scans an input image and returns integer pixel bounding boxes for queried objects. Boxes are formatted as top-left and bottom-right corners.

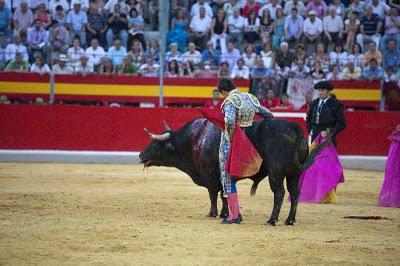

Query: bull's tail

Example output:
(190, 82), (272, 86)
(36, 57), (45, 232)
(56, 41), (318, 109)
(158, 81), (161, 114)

(250, 180), (260, 196)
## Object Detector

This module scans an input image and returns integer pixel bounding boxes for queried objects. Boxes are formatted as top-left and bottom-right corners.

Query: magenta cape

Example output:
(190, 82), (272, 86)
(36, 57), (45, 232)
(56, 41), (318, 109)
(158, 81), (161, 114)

(199, 108), (262, 179)
(298, 134), (344, 203)
(378, 131), (400, 208)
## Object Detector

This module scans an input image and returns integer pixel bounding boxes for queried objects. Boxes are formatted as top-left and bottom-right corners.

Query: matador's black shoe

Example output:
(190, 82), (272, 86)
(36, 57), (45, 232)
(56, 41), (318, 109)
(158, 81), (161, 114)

(220, 217), (241, 224)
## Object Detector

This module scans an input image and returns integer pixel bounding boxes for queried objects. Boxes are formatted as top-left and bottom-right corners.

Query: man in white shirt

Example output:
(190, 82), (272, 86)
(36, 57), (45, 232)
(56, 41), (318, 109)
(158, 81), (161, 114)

(5, 34), (28, 62)
(323, 6), (344, 52)
(49, 0), (69, 15)
(69, 0), (89, 12)
(75, 54), (94, 76)
(85, 38), (106, 71)
(231, 58), (250, 79)
(258, 0), (282, 20)
(220, 40), (241, 70)
(190, 0), (213, 18)
(183, 42), (202, 65)
(227, 7), (244, 48)
(53, 54), (74, 74)
(370, 0), (390, 19)
(189, 7), (212, 51)
(284, 0), (306, 17)
(302, 10), (322, 55)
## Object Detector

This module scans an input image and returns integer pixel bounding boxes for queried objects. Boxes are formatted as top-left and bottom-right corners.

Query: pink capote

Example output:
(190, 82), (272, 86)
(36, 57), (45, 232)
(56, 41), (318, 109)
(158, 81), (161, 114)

(298, 134), (345, 203)
(378, 131), (400, 208)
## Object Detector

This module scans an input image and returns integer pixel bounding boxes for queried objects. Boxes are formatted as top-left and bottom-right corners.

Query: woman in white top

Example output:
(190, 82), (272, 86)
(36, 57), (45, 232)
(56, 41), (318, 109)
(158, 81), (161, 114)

(242, 43), (257, 68)
(260, 42), (275, 69)
(329, 43), (348, 70)
(67, 37), (84, 70)
(344, 11), (360, 52)
(347, 43), (364, 69)
(243, 10), (260, 44)
(30, 56), (51, 75)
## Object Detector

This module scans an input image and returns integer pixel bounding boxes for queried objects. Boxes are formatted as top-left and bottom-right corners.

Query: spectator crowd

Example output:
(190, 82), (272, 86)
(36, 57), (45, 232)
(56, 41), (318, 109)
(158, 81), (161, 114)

(0, 0), (399, 108)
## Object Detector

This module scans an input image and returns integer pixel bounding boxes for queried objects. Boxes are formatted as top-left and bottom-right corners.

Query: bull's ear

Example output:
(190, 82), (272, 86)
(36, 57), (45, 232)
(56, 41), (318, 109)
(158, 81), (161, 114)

(165, 142), (175, 151)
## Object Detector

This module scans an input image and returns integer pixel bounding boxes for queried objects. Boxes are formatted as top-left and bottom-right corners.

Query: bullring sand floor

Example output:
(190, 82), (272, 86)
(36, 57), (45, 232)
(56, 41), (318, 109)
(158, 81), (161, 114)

(0, 163), (399, 265)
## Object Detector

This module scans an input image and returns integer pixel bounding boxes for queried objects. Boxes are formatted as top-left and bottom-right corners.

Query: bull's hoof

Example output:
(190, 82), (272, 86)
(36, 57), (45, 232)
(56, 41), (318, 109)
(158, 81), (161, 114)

(219, 212), (229, 219)
(207, 210), (218, 218)
(285, 219), (296, 225)
(266, 220), (276, 226)
(238, 214), (243, 223)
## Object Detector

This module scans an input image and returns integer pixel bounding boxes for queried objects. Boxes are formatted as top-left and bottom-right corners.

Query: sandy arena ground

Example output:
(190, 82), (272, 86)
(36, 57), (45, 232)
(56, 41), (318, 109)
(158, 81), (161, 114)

(0, 163), (399, 265)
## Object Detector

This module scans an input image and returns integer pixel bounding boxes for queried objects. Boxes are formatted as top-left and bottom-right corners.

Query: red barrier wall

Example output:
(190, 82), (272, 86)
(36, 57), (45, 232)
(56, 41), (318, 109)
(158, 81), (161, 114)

(0, 105), (398, 155)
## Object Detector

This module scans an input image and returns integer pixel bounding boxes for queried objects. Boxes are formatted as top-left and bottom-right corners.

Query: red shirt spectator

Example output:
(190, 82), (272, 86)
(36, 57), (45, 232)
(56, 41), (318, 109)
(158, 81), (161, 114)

(261, 89), (280, 109)
(275, 94), (295, 111)
(204, 89), (223, 109)
(242, 0), (261, 18)
(299, 93), (314, 112)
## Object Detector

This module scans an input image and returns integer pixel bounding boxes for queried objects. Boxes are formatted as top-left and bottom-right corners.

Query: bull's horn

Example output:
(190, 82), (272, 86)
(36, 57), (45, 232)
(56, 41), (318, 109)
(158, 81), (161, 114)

(144, 128), (170, 141)
(163, 120), (171, 131)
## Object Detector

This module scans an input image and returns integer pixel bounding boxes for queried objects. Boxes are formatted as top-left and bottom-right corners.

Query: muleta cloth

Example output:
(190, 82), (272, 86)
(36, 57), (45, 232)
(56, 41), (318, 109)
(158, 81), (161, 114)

(200, 108), (262, 179)
(378, 131), (400, 208)
(314, 80), (334, 91)
(298, 133), (344, 203)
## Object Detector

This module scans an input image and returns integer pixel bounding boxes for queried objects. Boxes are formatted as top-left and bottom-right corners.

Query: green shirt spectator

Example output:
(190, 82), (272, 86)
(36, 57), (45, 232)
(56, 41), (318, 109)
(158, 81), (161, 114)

(4, 53), (29, 72)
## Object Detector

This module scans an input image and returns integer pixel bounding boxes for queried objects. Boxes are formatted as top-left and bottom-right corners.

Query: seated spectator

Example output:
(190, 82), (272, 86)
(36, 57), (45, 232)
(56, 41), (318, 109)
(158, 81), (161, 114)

(30, 55), (50, 74)
(260, 42), (275, 70)
(259, 9), (274, 44)
(34, 3), (51, 29)
(197, 61), (218, 78)
(4, 52), (29, 72)
(190, 0), (213, 18)
(98, 56), (116, 75)
(323, 6), (344, 52)
(53, 54), (74, 74)
(243, 10), (260, 44)
(145, 39), (160, 62)
(124, 0), (141, 16)
(343, 61), (362, 80)
(251, 58), (271, 78)
(75, 54), (94, 76)
(231, 58), (250, 79)
(305, 0), (328, 19)
(362, 58), (384, 81)
(275, 42), (294, 77)
(261, 88), (280, 108)
(294, 44), (309, 67)
(165, 59), (182, 78)
(167, 8), (188, 53)
(183, 42), (202, 66)
(370, 0), (390, 20)
(70, 0), (90, 12)
(165, 42), (183, 65)
(299, 92), (314, 112)
(182, 61), (196, 78)
(242, 0), (261, 18)
(227, 7), (244, 48)
(344, 11), (360, 53)
(242, 43), (257, 68)
(362, 42), (382, 68)
(380, 7), (400, 52)
(104, 0), (127, 15)
(189, 7), (212, 51)
(13, 1), (33, 38)
(48, 20), (69, 55)
(148, 0), (159, 31)
(27, 19), (47, 62)
(274, 93), (295, 111)
(139, 57), (160, 77)
(220, 40), (240, 70)
(329, 43), (348, 69)
(347, 43), (364, 69)
(302, 11), (323, 56)
(223, 0), (240, 19)
(259, 0), (282, 20)
(204, 89), (222, 109)
(128, 39), (144, 68)
(384, 67), (398, 82)
(85, 38), (106, 71)
(326, 64), (343, 80)
(289, 59), (310, 78)
(53, 5), (67, 27)
(67, 37), (85, 69)
(284, 0), (306, 17)
(91, 0), (106, 15)
(106, 4), (128, 48)
(31, 0), (49, 11)
(284, 8), (303, 49)
(49, 0), (69, 16)
(356, 5), (382, 52)
(217, 61), (230, 78)
(86, 6), (107, 49)
(348, 0), (364, 17)
(210, 8), (228, 54)
(329, 0), (345, 18)
(309, 42), (330, 73)
(117, 54), (138, 75)
(108, 37), (127, 67)
(5, 34), (28, 63)
(383, 40), (400, 70)
(253, 76), (277, 101)
(127, 7), (145, 51)
(66, 1), (88, 46)
(201, 40), (220, 66)
(272, 8), (285, 50)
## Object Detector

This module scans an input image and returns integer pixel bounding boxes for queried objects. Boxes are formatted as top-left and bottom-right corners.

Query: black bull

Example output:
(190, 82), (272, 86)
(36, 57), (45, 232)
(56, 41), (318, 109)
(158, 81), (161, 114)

(139, 117), (320, 225)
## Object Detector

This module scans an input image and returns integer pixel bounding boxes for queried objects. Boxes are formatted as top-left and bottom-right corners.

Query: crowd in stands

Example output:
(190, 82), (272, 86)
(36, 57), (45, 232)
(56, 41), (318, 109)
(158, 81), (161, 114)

(0, 0), (399, 108)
